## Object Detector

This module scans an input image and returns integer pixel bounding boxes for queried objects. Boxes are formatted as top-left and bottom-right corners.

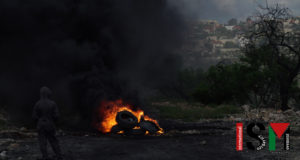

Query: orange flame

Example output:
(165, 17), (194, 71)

(94, 99), (163, 134)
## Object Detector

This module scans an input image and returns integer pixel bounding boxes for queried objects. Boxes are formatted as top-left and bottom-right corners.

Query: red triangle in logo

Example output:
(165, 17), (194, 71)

(270, 123), (290, 138)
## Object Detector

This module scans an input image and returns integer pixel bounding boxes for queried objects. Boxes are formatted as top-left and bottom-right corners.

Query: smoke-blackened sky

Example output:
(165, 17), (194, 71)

(4, 0), (298, 127)
(168, 0), (300, 23)
(0, 0), (184, 126)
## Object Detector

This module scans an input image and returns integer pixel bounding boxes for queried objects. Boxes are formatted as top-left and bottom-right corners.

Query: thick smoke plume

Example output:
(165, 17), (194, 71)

(0, 0), (184, 128)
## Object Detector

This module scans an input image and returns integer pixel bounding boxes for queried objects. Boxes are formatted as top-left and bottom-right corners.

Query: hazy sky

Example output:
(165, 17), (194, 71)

(168, 0), (300, 23)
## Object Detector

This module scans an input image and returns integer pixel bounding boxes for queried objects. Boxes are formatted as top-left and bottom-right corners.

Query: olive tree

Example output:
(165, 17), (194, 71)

(244, 3), (300, 111)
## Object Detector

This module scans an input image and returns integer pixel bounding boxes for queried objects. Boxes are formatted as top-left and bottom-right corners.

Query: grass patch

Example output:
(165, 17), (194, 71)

(154, 103), (241, 121)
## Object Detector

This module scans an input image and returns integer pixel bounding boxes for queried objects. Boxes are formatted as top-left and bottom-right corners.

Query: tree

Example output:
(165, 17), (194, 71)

(192, 61), (278, 107)
(224, 41), (238, 48)
(240, 46), (280, 108)
(244, 3), (300, 111)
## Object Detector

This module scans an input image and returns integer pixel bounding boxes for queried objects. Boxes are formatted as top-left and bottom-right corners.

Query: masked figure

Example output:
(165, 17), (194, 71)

(32, 86), (62, 160)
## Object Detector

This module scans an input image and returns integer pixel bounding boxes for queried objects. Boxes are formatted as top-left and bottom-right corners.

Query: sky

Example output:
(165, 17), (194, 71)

(168, 0), (300, 23)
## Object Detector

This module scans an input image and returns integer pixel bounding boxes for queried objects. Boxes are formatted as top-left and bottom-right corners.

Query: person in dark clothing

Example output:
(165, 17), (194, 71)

(33, 86), (63, 160)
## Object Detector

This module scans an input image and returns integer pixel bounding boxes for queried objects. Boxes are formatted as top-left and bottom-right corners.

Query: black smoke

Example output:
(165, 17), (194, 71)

(0, 0), (185, 128)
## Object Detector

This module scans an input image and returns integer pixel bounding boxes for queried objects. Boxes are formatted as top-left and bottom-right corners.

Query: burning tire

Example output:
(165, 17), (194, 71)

(139, 120), (160, 134)
(116, 110), (138, 130)
(110, 125), (122, 134)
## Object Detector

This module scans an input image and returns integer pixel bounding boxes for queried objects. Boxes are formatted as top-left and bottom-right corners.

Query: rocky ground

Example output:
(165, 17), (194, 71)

(0, 107), (299, 160)
(0, 120), (299, 160)
(226, 105), (300, 134)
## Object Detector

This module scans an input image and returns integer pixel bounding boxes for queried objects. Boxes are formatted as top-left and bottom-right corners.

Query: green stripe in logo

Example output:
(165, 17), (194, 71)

(269, 126), (276, 151)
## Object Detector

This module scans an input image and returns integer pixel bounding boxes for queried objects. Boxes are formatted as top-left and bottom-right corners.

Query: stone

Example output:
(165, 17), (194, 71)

(22, 132), (38, 138)
(200, 140), (207, 145)
(284, 109), (296, 117)
(235, 118), (242, 121)
(261, 111), (269, 118)
(248, 112), (259, 120)
(0, 151), (7, 160)
(7, 143), (19, 150)
(262, 116), (269, 122)
(0, 139), (14, 146)
(273, 114), (285, 122)
(268, 113), (283, 121)
(241, 105), (250, 113)
(229, 116), (235, 121)
(19, 127), (27, 132)
(181, 130), (200, 134)
(268, 113), (275, 119)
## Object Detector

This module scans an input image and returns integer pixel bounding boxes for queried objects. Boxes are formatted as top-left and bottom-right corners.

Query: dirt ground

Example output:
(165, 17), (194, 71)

(1, 121), (299, 160)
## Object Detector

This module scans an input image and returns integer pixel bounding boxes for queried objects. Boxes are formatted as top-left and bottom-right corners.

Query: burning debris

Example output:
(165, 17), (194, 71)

(94, 99), (163, 135)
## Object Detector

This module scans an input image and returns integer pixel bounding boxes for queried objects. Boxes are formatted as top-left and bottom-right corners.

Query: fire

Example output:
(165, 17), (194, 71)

(94, 99), (163, 134)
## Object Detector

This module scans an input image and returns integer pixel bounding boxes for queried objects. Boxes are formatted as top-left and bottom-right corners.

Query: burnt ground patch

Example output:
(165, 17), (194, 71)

(1, 121), (298, 160)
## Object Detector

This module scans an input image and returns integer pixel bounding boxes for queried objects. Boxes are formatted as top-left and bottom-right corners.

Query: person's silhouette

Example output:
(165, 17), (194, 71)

(32, 86), (62, 160)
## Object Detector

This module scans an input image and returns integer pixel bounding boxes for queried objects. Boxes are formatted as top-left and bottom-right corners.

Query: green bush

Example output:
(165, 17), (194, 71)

(192, 60), (280, 106)
(193, 63), (248, 104)
(159, 46), (300, 108)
